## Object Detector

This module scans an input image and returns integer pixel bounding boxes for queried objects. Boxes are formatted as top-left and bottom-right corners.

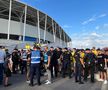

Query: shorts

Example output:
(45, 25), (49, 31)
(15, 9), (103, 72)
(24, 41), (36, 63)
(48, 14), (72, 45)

(4, 68), (11, 77)
(98, 64), (105, 72)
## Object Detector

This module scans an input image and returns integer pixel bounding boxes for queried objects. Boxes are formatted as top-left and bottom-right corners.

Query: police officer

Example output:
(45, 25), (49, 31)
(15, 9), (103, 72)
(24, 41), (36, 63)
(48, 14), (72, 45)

(29, 45), (42, 86)
(84, 49), (96, 83)
(74, 49), (84, 84)
(61, 48), (72, 78)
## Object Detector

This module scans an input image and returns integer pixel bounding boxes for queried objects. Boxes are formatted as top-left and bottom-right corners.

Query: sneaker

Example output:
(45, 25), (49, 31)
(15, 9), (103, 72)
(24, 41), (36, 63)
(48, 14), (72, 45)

(87, 75), (90, 79)
(75, 80), (79, 83)
(45, 80), (49, 83)
(103, 80), (108, 84)
(4, 83), (12, 87)
(26, 80), (30, 84)
(98, 79), (104, 82)
(38, 83), (41, 86)
(45, 81), (51, 85)
(79, 82), (84, 84)
(29, 83), (34, 87)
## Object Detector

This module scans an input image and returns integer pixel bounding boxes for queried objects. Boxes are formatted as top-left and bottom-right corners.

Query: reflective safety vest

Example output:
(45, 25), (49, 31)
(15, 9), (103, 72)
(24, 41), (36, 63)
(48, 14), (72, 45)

(44, 52), (48, 63)
(31, 50), (41, 64)
(22, 52), (27, 61)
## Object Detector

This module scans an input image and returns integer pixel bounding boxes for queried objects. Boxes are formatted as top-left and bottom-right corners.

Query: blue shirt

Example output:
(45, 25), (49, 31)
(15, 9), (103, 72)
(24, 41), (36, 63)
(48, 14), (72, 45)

(0, 49), (6, 63)
(44, 52), (48, 63)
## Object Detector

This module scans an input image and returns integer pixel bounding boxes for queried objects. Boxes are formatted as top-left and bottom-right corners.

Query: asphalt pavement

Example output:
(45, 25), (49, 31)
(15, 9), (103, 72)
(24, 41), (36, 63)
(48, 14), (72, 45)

(0, 73), (108, 90)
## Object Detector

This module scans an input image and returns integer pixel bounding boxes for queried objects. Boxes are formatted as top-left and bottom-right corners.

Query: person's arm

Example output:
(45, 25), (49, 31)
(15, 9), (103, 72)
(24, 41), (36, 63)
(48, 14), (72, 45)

(47, 56), (51, 67)
(40, 52), (44, 61)
(80, 58), (85, 67)
(104, 58), (107, 69)
(80, 53), (85, 68)
(8, 58), (13, 72)
(47, 51), (51, 67)
(93, 53), (97, 63)
(27, 57), (31, 61)
(4, 51), (6, 61)
(60, 54), (63, 61)
(27, 54), (31, 62)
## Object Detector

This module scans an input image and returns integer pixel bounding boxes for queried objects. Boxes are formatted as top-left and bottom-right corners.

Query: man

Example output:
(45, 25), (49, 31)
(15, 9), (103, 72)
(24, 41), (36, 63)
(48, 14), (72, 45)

(44, 46), (52, 84)
(61, 48), (72, 78)
(84, 49), (96, 83)
(29, 46), (42, 86)
(56, 47), (62, 73)
(12, 49), (19, 74)
(0, 46), (6, 85)
(4, 54), (12, 87)
(74, 49), (84, 84)
(26, 49), (31, 83)
(50, 47), (58, 78)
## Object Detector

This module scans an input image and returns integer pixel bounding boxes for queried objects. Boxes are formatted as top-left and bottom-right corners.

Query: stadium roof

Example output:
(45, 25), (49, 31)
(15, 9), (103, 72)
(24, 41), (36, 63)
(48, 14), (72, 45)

(0, 0), (71, 42)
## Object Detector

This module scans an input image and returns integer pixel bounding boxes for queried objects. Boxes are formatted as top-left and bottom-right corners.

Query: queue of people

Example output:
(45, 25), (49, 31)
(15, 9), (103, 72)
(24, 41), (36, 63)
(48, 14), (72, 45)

(0, 45), (108, 87)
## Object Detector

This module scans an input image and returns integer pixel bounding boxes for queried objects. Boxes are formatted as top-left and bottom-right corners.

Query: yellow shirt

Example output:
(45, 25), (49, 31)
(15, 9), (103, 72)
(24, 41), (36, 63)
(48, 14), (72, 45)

(71, 51), (76, 63)
(92, 50), (98, 56)
(80, 52), (85, 59)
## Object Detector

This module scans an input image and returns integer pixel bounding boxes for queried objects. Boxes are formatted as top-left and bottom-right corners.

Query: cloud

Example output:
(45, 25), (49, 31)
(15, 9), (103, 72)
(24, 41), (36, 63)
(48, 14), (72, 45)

(82, 15), (96, 25)
(82, 13), (107, 25)
(63, 25), (72, 28)
(90, 32), (102, 37)
(72, 31), (107, 48)
(95, 23), (108, 31)
(98, 14), (107, 18)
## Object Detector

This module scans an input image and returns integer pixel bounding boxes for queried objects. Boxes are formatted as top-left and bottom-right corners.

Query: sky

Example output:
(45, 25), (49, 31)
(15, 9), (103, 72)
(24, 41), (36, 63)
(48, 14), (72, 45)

(20, 0), (108, 48)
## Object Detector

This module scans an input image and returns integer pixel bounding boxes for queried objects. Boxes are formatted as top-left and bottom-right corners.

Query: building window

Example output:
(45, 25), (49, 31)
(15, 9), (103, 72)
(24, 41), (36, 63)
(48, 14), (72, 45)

(10, 34), (19, 40)
(0, 33), (7, 39)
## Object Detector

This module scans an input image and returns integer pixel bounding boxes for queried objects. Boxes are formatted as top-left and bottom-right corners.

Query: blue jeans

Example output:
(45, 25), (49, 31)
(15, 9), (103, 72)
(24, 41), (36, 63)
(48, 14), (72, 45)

(30, 63), (41, 85)
(0, 63), (4, 84)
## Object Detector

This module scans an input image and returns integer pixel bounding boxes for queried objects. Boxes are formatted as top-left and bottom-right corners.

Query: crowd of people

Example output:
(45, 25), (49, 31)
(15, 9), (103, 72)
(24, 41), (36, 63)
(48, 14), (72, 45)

(0, 45), (108, 87)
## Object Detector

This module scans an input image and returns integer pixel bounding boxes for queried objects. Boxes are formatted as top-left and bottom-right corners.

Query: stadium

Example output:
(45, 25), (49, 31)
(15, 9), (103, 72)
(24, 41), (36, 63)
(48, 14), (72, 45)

(0, 0), (72, 51)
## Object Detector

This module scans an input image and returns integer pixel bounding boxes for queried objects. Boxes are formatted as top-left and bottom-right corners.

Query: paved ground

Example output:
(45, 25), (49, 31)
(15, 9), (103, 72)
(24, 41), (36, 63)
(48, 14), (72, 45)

(0, 73), (108, 90)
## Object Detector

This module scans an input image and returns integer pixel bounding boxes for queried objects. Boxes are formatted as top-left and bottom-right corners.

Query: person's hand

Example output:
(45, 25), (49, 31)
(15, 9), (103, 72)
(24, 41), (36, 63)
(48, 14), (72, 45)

(83, 64), (85, 68)
(46, 64), (49, 68)
(104, 65), (107, 70)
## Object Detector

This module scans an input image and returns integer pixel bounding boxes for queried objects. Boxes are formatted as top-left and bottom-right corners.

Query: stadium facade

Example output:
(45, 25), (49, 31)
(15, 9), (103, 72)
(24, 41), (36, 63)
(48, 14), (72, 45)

(0, 0), (72, 50)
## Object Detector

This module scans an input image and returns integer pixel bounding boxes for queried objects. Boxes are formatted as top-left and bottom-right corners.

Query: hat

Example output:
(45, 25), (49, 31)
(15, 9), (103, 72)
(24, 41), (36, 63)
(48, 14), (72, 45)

(85, 48), (90, 51)
(6, 53), (11, 58)
(50, 46), (54, 48)
(97, 48), (101, 51)
(103, 47), (108, 51)
(64, 47), (68, 50)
